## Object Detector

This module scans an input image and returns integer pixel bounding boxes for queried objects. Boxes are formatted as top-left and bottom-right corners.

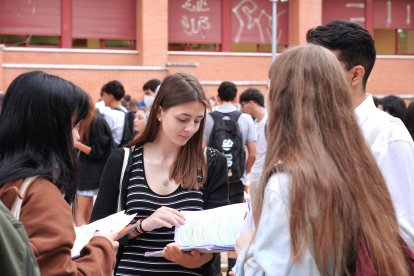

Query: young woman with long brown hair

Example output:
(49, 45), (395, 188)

(91, 73), (229, 275)
(73, 95), (114, 226)
(234, 44), (410, 275)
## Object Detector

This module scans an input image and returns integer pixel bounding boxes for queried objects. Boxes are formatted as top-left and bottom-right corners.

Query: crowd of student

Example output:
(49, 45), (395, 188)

(1, 19), (414, 276)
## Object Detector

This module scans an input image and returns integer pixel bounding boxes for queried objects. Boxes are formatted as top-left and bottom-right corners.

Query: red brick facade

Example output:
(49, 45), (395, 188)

(1, 0), (413, 102)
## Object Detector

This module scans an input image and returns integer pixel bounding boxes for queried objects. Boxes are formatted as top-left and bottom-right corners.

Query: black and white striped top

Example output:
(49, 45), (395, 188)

(115, 146), (205, 276)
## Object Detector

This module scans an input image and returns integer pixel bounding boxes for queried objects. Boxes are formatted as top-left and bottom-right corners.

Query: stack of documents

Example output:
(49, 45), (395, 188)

(145, 203), (247, 257)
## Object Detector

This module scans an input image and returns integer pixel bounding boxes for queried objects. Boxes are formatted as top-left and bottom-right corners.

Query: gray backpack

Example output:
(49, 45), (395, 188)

(0, 177), (40, 276)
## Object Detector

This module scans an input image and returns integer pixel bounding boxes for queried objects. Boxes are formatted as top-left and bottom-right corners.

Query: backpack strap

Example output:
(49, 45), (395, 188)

(117, 148), (131, 212)
(208, 110), (224, 122)
(11, 176), (38, 219)
(227, 110), (242, 122)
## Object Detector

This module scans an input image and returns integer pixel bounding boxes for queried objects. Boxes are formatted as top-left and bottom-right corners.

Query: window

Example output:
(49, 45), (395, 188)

(374, 29), (414, 55)
(397, 29), (414, 54)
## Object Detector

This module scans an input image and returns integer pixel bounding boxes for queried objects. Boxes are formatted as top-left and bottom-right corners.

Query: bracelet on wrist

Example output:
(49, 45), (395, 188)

(136, 219), (146, 234)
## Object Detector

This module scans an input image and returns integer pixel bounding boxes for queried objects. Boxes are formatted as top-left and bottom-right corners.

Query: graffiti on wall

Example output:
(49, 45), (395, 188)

(180, 0), (211, 39)
(232, 0), (286, 44)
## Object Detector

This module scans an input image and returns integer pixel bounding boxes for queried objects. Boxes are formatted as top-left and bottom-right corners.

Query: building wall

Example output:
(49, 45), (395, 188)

(1, 0), (413, 102)
(2, 47), (413, 102)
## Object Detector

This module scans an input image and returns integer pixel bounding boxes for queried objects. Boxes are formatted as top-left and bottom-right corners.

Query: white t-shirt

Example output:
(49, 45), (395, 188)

(250, 114), (268, 185)
(98, 105), (127, 146)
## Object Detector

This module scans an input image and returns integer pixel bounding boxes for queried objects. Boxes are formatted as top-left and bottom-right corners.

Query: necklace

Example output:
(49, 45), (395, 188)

(162, 179), (169, 187)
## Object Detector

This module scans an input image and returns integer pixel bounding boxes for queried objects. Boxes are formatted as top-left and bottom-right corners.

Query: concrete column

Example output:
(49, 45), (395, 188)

(288, 0), (322, 46)
(136, 0), (168, 66)
(61, 0), (72, 48)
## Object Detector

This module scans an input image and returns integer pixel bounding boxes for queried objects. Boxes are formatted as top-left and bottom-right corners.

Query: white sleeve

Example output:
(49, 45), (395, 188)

(373, 139), (414, 249)
(243, 175), (292, 275)
(237, 173), (321, 276)
(203, 113), (214, 143)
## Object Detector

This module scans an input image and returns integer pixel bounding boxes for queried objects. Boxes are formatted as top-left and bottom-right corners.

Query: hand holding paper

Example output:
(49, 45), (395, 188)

(72, 211), (136, 258)
(144, 203), (248, 257)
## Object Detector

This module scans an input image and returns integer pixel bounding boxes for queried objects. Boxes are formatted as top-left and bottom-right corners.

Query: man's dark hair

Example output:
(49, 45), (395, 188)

(306, 20), (376, 90)
(143, 79), (161, 92)
(218, 81), (237, 102)
(101, 80), (125, 101)
(239, 88), (265, 107)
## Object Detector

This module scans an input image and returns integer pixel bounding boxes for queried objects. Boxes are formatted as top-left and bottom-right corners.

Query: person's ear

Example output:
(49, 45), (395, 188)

(157, 107), (163, 122)
(350, 65), (365, 88)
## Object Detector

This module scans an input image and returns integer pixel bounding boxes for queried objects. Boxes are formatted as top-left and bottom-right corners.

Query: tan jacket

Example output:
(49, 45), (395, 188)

(0, 177), (115, 275)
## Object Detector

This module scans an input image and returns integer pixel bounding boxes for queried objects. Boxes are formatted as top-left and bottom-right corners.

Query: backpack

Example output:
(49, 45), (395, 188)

(355, 234), (414, 275)
(114, 108), (136, 147)
(0, 177), (40, 276)
(208, 111), (246, 183)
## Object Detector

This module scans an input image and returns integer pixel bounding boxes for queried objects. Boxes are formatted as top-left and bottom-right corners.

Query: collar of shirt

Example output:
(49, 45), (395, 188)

(354, 95), (376, 126)
(256, 112), (268, 124)
(216, 103), (238, 113)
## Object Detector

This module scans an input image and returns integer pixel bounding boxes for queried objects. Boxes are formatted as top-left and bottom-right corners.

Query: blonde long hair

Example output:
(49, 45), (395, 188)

(253, 44), (409, 275)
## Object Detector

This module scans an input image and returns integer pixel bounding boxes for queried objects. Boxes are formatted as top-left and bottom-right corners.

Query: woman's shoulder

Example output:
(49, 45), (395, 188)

(267, 171), (291, 196)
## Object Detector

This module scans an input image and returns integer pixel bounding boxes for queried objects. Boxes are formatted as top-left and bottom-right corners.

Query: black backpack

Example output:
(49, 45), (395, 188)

(208, 111), (246, 183)
(114, 108), (136, 147)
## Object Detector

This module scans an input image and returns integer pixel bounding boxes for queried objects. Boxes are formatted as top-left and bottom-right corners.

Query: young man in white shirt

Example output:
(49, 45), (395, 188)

(307, 20), (414, 249)
(203, 81), (257, 273)
(239, 88), (267, 187)
(98, 80), (127, 146)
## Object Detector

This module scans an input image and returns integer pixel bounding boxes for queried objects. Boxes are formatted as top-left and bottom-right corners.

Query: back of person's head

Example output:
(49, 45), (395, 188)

(134, 73), (208, 189)
(123, 94), (131, 102)
(239, 88), (265, 107)
(101, 80), (125, 101)
(404, 101), (414, 140)
(79, 95), (97, 144)
(372, 96), (381, 107)
(306, 20), (376, 90)
(380, 95), (406, 121)
(217, 81), (237, 102)
(0, 71), (89, 203)
(127, 98), (139, 111)
(143, 79), (161, 92)
(259, 44), (408, 275)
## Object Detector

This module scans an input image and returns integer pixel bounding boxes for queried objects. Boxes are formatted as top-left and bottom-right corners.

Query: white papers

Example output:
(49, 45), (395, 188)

(144, 203), (247, 256)
(144, 246), (230, 257)
(71, 211), (136, 258)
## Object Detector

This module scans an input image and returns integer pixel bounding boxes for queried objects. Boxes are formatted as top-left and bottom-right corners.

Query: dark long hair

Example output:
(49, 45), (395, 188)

(0, 71), (89, 203)
(130, 73), (208, 190)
